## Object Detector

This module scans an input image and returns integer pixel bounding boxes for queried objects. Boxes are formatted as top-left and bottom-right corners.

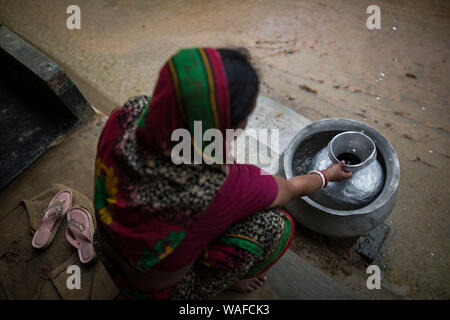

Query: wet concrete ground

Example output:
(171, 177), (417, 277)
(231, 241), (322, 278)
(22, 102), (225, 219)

(0, 0), (449, 299)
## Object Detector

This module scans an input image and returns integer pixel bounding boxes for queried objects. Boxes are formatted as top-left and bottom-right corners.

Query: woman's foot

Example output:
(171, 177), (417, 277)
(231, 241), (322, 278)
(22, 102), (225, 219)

(229, 274), (267, 293)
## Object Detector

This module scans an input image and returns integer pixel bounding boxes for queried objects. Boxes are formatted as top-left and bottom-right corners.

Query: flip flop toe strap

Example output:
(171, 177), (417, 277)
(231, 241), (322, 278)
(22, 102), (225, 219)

(42, 202), (64, 219)
(66, 218), (93, 248)
(37, 202), (64, 230)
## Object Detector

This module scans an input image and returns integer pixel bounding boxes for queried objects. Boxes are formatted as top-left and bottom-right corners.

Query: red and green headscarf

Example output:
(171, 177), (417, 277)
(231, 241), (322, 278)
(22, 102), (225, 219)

(136, 48), (231, 162)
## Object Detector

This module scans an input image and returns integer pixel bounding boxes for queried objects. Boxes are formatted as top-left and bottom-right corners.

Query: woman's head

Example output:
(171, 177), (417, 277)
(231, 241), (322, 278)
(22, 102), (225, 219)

(136, 47), (259, 163)
(218, 48), (259, 129)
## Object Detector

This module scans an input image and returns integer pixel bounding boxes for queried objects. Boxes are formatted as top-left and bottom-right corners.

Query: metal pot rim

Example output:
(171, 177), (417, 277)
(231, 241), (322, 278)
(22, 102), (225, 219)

(328, 130), (377, 172)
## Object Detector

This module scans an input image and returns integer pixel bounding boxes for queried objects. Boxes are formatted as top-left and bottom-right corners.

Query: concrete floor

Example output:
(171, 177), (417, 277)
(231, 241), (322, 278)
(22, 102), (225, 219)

(0, 0), (449, 299)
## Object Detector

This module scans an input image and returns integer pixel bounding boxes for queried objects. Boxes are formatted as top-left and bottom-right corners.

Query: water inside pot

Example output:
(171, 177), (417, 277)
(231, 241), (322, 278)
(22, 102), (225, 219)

(337, 153), (362, 165)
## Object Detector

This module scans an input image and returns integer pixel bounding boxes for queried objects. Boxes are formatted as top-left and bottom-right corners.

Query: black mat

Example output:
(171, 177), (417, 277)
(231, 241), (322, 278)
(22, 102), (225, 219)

(0, 52), (77, 190)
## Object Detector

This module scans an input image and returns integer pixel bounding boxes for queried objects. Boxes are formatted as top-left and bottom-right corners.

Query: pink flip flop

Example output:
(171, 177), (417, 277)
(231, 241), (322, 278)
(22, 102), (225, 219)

(65, 206), (96, 264)
(32, 190), (73, 249)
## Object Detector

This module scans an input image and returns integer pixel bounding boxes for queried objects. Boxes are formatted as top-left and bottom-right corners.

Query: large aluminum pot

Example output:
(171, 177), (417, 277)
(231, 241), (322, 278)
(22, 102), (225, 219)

(278, 118), (400, 237)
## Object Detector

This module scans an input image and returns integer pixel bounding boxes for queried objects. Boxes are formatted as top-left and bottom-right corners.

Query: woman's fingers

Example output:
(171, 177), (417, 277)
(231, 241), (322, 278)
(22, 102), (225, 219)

(325, 162), (353, 181)
(339, 161), (353, 178)
(343, 170), (353, 178)
(338, 165), (352, 179)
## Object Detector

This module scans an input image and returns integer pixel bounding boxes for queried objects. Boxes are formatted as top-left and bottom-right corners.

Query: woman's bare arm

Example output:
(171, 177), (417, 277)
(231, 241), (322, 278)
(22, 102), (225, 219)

(269, 161), (352, 209)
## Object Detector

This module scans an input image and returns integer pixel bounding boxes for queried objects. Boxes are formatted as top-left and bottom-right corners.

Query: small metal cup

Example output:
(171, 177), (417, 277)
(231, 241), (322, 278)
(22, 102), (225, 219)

(328, 131), (377, 173)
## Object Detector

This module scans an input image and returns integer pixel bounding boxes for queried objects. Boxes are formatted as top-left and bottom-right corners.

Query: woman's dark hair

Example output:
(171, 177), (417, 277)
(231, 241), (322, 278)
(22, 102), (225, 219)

(218, 48), (259, 128)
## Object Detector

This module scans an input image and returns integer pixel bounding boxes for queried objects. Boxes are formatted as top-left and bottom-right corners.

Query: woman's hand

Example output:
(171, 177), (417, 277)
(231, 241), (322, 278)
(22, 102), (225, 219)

(269, 160), (353, 209)
(323, 161), (353, 181)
